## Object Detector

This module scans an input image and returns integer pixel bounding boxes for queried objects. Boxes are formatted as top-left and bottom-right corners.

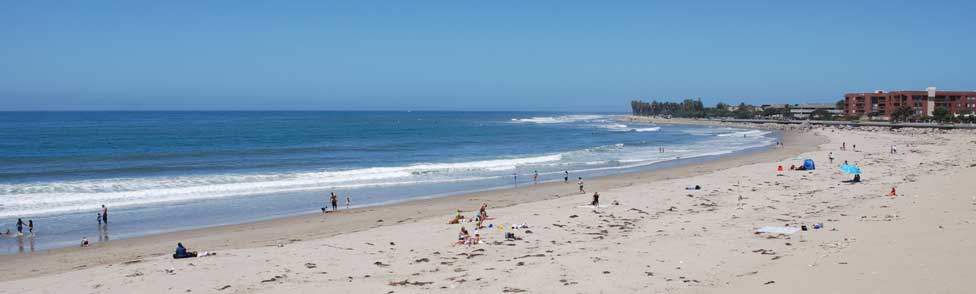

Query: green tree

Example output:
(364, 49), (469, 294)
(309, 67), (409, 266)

(932, 107), (953, 123)
(835, 99), (846, 111)
(889, 106), (914, 122)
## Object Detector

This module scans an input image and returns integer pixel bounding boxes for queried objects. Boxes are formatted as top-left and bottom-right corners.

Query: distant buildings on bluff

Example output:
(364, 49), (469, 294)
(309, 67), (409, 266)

(632, 86), (976, 123)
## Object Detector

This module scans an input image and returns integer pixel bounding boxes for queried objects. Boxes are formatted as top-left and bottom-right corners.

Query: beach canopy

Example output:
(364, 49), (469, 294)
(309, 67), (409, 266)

(803, 159), (816, 170)
(840, 164), (862, 174)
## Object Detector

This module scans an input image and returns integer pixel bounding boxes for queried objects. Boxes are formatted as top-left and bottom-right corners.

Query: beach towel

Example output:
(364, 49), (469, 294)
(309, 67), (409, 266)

(756, 226), (801, 235)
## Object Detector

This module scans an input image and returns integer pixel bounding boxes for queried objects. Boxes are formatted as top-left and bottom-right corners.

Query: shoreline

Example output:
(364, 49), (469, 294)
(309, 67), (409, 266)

(0, 127), (821, 281)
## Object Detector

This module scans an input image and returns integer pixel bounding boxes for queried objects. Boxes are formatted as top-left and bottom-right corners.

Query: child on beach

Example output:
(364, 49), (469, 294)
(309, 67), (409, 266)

(591, 192), (600, 207)
(81, 237), (89, 247)
(564, 171), (569, 182)
(578, 177), (585, 194)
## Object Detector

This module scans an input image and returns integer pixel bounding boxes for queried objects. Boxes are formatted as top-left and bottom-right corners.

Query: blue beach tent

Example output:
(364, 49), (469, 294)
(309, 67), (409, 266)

(803, 159), (816, 170)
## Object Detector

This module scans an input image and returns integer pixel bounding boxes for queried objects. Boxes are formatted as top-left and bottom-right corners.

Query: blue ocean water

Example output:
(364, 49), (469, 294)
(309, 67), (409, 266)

(0, 111), (775, 253)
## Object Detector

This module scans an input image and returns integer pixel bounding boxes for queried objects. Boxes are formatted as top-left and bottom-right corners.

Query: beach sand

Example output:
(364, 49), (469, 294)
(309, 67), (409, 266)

(2, 123), (974, 293)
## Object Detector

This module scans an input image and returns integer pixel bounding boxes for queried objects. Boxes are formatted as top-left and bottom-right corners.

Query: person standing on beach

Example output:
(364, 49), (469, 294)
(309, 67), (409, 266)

(101, 205), (108, 223)
(578, 177), (585, 194)
(564, 171), (569, 182)
(591, 192), (600, 207)
(841, 142), (846, 151)
(890, 144), (897, 154)
(533, 171), (539, 184)
(346, 196), (351, 209)
(97, 213), (102, 225)
(27, 220), (33, 235)
(16, 218), (24, 234)
(330, 192), (339, 212)
(828, 152), (834, 164)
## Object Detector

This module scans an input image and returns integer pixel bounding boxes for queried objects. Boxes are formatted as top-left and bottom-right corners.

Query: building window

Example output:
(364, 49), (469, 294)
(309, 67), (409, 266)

(968, 96), (976, 100)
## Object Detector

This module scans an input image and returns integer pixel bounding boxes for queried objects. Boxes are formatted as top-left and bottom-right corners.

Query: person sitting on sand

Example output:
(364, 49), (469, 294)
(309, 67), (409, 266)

(591, 192), (600, 207)
(173, 242), (198, 259)
(454, 227), (471, 246)
(685, 185), (701, 190)
(479, 203), (488, 220)
(81, 236), (89, 247)
(789, 164), (796, 171)
(448, 209), (463, 224)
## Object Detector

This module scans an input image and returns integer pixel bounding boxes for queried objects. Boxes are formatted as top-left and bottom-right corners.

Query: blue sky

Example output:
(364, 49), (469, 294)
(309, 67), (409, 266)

(1, 1), (974, 111)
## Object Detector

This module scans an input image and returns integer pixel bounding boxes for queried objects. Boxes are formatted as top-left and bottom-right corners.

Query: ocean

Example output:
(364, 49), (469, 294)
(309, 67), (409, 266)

(0, 111), (775, 253)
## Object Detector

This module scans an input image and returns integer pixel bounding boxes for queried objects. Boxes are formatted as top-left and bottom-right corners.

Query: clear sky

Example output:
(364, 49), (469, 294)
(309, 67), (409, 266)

(1, 1), (974, 111)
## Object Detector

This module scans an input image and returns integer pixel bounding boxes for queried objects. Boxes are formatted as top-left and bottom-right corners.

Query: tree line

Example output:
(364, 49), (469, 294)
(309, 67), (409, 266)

(630, 99), (757, 119)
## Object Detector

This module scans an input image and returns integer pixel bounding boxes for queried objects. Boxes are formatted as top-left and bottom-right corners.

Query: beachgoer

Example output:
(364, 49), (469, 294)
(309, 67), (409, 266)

(591, 192), (600, 207)
(789, 164), (796, 171)
(890, 145), (897, 154)
(346, 196), (351, 209)
(458, 227), (470, 242)
(97, 213), (102, 224)
(841, 142), (846, 150)
(102, 205), (108, 223)
(479, 203), (488, 220)
(81, 237), (89, 247)
(828, 152), (834, 164)
(564, 171), (569, 182)
(16, 218), (24, 234)
(3, 228), (10, 235)
(28, 220), (33, 235)
(513, 173), (518, 187)
(578, 177), (585, 194)
(533, 171), (539, 184)
(330, 192), (338, 212)
(844, 160), (849, 165)
(853, 144), (857, 151)
(173, 242), (199, 259)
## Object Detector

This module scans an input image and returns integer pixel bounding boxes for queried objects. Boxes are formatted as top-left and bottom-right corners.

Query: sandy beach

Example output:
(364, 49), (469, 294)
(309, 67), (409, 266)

(2, 121), (975, 294)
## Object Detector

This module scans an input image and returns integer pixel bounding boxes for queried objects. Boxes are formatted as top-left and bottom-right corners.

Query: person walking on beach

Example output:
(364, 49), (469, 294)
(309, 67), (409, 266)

(591, 192), (600, 207)
(533, 171), (539, 185)
(841, 142), (846, 151)
(27, 220), (33, 235)
(101, 205), (108, 223)
(828, 152), (834, 164)
(578, 177), (585, 194)
(16, 218), (24, 234)
(563, 171), (569, 182)
(330, 192), (339, 212)
(346, 196), (351, 209)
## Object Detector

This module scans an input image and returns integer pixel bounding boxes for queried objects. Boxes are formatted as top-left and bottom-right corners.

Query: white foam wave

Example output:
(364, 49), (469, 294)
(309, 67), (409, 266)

(716, 130), (770, 137)
(0, 154), (563, 218)
(511, 114), (606, 124)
